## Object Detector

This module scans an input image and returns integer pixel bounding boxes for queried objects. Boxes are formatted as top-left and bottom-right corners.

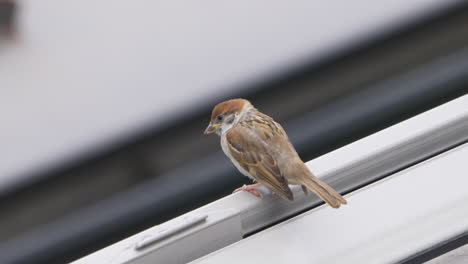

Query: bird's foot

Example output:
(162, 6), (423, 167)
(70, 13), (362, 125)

(233, 183), (263, 198)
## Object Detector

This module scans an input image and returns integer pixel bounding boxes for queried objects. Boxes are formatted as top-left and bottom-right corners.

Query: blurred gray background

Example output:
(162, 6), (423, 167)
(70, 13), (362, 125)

(0, 1), (467, 263)
(0, 0), (457, 189)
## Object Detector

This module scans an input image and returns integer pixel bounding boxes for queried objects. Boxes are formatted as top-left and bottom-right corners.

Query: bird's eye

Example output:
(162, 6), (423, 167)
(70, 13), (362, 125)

(217, 115), (224, 121)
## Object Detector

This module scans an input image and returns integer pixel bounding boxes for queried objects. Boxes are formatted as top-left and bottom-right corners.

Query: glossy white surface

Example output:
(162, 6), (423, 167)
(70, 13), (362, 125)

(73, 95), (468, 264)
(427, 244), (468, 264)
(0, 0), (459, 189)
(194, 143), (468, 264)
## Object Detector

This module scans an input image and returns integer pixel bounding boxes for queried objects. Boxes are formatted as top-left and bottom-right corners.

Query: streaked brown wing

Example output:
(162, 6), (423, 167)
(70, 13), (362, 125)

(226, 124), (293, 200)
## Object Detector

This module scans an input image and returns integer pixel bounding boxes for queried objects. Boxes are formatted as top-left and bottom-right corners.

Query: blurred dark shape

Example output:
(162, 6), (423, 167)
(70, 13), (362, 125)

(0, 0), (16, 40)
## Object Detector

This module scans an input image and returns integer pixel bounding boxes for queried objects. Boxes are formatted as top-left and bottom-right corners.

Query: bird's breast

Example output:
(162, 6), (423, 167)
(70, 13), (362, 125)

(220, 135), (254, 180)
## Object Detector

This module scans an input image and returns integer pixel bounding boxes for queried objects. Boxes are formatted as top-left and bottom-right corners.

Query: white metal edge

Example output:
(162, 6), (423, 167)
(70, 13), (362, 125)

(193, 143), (468, 264)
(426, 244), (468, 264)
(73, 94), (468, 264)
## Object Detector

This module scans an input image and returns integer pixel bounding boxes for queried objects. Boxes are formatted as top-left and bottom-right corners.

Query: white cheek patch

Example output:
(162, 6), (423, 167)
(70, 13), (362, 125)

(219, 123), (232, 135)
(220, 114), (237, 135)
(225, 114), (236, 124)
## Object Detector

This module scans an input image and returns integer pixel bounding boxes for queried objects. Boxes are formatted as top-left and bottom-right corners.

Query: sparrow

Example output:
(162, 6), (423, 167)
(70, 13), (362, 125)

(204, 98), (347, 208)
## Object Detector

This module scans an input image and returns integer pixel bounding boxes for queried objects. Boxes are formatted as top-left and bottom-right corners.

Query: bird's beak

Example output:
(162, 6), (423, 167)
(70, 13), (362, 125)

(204, 123), (219, 134)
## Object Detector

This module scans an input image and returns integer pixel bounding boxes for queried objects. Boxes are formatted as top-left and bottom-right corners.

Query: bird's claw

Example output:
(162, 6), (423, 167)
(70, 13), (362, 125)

(233, 184), (263, 198)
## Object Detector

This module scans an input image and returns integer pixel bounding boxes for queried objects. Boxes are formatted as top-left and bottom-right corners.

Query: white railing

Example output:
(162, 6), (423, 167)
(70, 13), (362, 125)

(74, 94), (468, 264)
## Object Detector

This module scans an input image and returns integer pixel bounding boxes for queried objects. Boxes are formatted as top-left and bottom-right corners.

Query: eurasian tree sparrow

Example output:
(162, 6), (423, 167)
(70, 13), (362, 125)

(204, 98), (347, 208)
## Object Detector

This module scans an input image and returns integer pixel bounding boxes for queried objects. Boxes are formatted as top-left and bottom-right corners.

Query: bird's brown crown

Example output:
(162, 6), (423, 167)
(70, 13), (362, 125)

(211, 98), (250, 121)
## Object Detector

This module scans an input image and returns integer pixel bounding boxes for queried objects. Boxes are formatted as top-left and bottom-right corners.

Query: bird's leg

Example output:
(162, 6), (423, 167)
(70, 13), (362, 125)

(233, 183), (263, 198)
(301, 185), (308, 195)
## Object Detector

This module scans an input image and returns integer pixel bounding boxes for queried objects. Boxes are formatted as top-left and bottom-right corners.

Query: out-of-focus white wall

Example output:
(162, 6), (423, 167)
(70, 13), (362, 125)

(0, 0), (459, 189)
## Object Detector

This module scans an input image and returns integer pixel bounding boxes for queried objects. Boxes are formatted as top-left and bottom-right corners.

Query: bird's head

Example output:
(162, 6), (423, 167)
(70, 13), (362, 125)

(204, 98), (252, 135)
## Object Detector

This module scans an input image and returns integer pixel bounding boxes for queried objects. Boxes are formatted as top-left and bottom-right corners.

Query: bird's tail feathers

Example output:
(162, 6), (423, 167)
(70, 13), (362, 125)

(300, 168), (347, 208)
